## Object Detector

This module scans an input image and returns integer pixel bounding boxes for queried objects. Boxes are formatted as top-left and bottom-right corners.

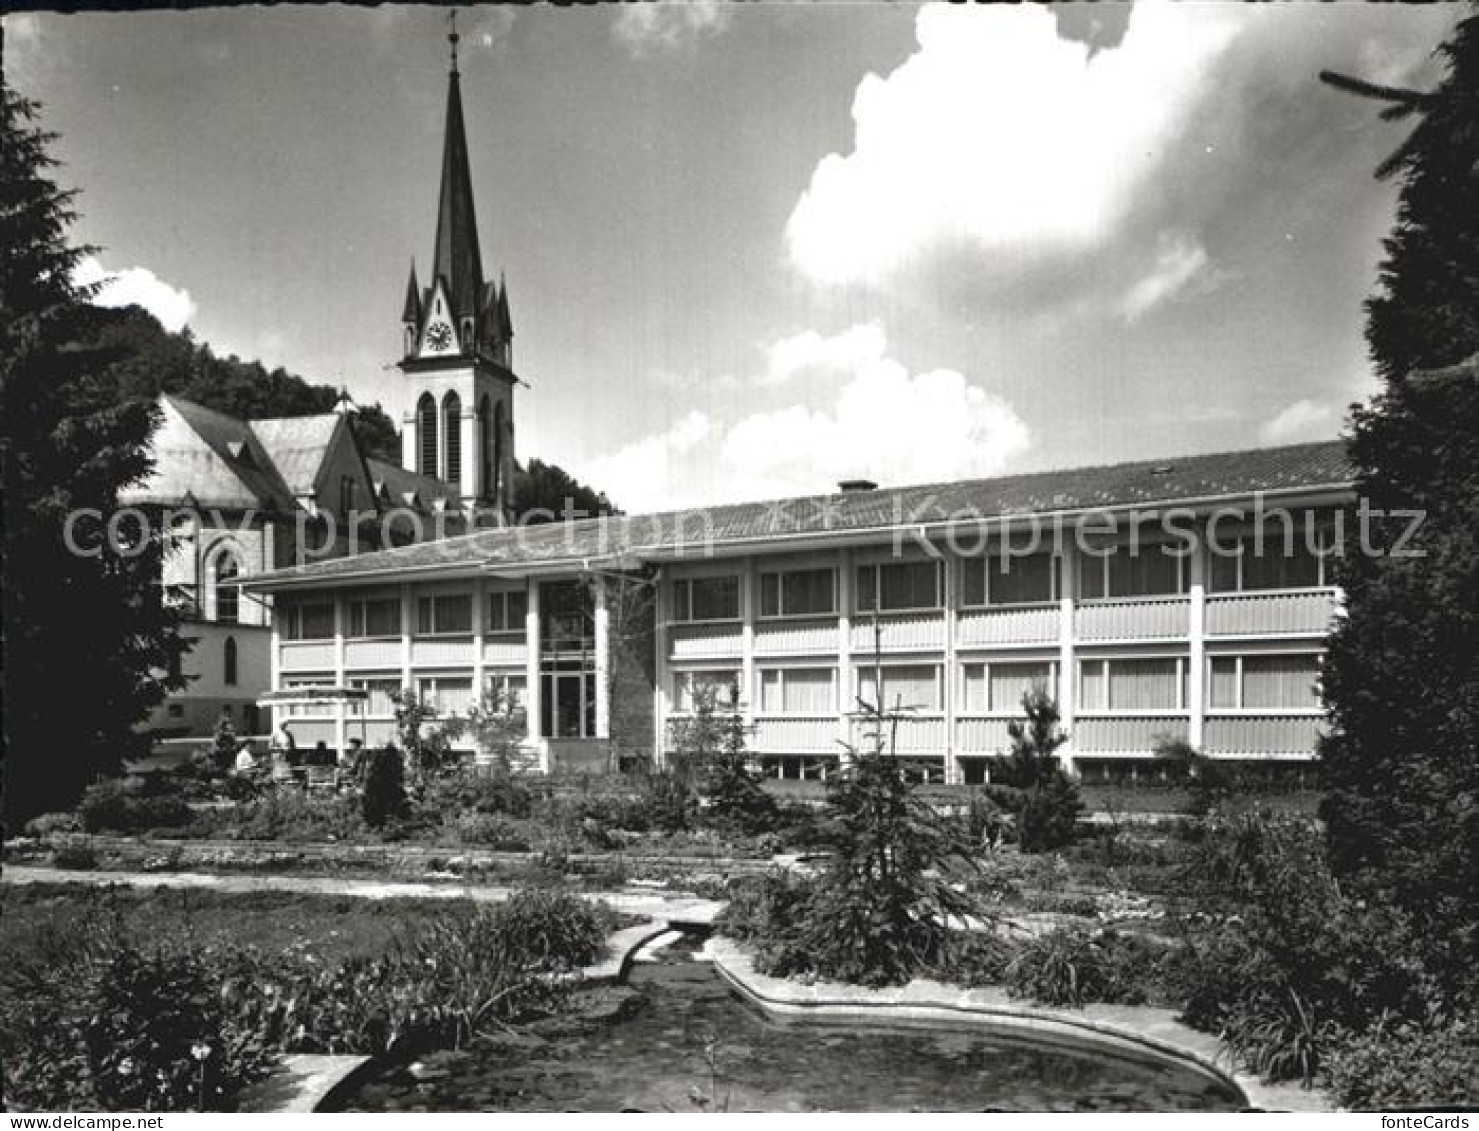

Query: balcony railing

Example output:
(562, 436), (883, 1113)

(751, 715), (839, 753)
(1204, 589), (1338, 637)
(848, 714), (946, 754)
(753, 617), (839, 657)
(1073, 714), (1189, 752)
(668, 621), (744, 660)
(1074, 596), (1189, 641)
(410, 636), (475, 667)
(344, 639), (402, 670)
(850, 611), (946, 653)
(956, 605), (1059, 647)
(279, 640), (334, 671)
(1203, 713), (1323, 756)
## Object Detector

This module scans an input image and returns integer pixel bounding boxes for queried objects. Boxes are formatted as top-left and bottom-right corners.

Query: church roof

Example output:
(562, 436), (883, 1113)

(366, 457), (464, 511)
(250, 414), (345, 497)
(245, 440), (1355, 588)
(123, 395), (296, 511)
(431, 63), (484, 320)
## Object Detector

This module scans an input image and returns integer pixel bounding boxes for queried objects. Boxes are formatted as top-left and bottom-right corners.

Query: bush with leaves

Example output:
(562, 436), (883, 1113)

(986, 689), (1083, 852)
(1003, 925), (1174, 1009)
(77, 778), (193, 833)
(1322, 1017), (1479, 1110)
(1167, 808), (1431, 1086)
(460, 686), (529, 774)
(361, 746), (409, 829)
(390, 689), (465, 788)
(0, 916), (276, 1112)
(719, 697), (982, 988)
(669, 685), (779, 836)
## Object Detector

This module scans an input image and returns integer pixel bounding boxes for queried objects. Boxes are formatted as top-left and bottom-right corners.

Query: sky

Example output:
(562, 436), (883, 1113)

(5, 2), (1463, 513)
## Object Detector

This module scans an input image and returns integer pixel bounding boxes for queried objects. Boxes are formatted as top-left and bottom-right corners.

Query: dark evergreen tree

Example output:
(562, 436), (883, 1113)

(1317, 13), (1479, 974)
(986, 688), (1083, 853)
(512, 457), (619, 523)
(1, 84), (189, 824)
(80, 304), (403, 463)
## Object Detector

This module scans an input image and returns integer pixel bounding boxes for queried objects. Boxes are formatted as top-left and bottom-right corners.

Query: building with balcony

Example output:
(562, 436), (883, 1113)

(244, 439), (1353, 781)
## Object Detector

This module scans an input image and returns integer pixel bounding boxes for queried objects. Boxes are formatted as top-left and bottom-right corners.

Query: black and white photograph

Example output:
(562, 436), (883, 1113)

(2, 0), (1476, 1117)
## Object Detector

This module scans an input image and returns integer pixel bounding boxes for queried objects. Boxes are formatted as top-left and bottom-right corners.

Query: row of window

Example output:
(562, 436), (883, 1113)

(670, 654), (1321, 715)
(671, 538), (1333, 623)
(282, 590), (529, 641)
(282, 672), (527, 719)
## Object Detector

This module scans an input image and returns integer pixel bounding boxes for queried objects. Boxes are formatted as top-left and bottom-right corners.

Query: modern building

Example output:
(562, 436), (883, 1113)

(235, 31), (1351, 779)
(126, 29), (518, 740)
(244, 440), (1353, 782)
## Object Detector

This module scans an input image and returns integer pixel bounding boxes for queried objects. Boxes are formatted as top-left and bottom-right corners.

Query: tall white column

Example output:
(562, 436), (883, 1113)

(741, 557), (757, 728)
(1057, 545), (1078, 778)
(942, 550), (959, 784)
(594, 576), (610, 741)
(1187, 538), (1207, 752)
(837, 548), (854, 761)
(525, 581), (545, 772)
(471, 582), (486, 763)
(399, 585), (413, 692)
(653, 567), (670, 769)
(332, 593), (347, 754)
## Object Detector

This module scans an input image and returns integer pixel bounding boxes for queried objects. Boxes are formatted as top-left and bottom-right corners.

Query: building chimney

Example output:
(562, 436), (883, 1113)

(838, 478), (878, 493)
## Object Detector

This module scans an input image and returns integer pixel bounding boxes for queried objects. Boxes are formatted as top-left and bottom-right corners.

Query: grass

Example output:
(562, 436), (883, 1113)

(0, 883), (483, 963)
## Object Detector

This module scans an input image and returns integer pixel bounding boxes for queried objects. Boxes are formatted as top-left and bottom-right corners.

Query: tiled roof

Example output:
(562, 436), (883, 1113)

(123, 395), (296, 511)
(246, 440), (1353, 588)
(366, 457), (463, 509)
(250, 414), (344, 496)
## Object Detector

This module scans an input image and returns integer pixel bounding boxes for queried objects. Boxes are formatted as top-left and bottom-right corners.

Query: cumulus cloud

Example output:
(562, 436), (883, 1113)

(1118, 237), (1212, 322)
(786, 2), (1251, 305)
(613, 1), (730, 58)
(73, 256), (197, 333)
(762, 322), (887, 386)
(576, 325), (1030, 511)
(1259, 399), (1345, 444)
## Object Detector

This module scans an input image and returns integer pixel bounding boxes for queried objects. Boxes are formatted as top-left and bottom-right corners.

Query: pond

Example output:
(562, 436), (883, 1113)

(341, 937), (1245, 1113)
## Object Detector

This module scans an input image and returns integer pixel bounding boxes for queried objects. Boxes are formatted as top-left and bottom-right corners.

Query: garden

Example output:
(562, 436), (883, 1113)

(7, 684), (1477, 1111)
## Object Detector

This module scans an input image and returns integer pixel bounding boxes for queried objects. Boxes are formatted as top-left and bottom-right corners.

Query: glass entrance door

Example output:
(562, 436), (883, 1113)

(540, 668), (597, 739)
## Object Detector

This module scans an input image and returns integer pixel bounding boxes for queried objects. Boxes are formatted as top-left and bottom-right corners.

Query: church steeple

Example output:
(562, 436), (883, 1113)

(431, 13), (484, 324)
(397, 12), (519, 524)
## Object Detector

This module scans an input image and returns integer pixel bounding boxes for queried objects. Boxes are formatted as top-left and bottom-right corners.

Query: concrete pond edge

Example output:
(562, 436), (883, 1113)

(702, 936), (1337, 1114)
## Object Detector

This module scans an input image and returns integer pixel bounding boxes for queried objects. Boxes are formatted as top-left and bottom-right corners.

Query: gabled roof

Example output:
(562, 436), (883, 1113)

(246, 440), (1354, 589)
(250, 414), (344, 497)
(123, 395), (296, 511)
(366, 457), (464, 512)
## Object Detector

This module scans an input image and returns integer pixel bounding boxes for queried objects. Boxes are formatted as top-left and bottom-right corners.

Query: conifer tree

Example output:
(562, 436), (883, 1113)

(1316, 13), (1479, 967)
(1, 82), (188, 824)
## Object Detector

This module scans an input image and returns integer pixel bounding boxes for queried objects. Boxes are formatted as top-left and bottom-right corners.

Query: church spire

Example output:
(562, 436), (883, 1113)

(431, 9), (484, 322)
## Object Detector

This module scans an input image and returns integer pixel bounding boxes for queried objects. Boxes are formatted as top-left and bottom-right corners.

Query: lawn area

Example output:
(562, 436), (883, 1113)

(0, 882), (474, 964)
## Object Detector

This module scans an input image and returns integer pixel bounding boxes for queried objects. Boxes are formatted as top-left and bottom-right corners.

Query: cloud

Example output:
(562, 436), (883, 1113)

(613, 1), (730, 58)
(762, 322), (887, 386)
(1118, 237), (1212, 322)
(786, 3), (1251, 304)
(576, 325), (1030, 511)
(1259, 399), (1345, 444)
(73, 256), (197, 333)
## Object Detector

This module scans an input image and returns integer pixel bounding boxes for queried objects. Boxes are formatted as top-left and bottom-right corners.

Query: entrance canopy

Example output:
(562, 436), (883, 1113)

(256, 686), (368, 709)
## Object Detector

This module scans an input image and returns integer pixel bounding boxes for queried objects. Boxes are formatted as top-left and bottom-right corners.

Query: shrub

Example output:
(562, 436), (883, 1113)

(453, 812), (531, 850)
(1003, 926), (1172, 1009)
(639, 770), (694, 834)
(0, 919), (276, 1111)
(77, 778), (193, 833)
(1168, 808), (1430, 1085)
(1323, 1018), (1479, 1110)
(223, 889), (613, 1055)
(25, 811), (81, 837)
(425, 769), (534, 819)
(671, 685), (779, 836)
(929, 930), (1016, 988)
(361, 746), (409, 829)
(985, 689), (1082, 853)
(52, 842), (99, 870)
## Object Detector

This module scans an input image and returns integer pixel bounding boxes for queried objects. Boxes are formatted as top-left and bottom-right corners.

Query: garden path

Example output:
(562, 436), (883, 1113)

(0, 864), (725, 926)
